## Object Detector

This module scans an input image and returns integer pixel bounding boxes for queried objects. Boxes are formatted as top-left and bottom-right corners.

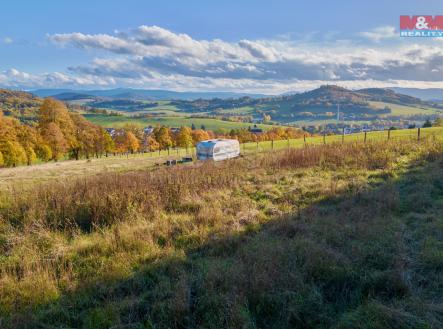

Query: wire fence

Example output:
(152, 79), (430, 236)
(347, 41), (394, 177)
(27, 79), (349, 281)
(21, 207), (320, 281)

(91, 127), (443, 163)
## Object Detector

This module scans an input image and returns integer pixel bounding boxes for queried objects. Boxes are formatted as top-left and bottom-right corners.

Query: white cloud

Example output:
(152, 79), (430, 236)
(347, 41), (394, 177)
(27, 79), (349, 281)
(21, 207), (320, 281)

(2, 37), (13, 44)
(359, 26), (397, 42)
(1, 25), (443, 92)
(0, 68), (115, 89)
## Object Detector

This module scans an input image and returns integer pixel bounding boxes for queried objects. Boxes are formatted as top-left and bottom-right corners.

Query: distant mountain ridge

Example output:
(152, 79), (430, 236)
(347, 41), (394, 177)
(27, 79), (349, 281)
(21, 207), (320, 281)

(51, 92), (99, 101)
(289, 85), (426, 107)
(390, 88), (443, 102)
(235, 85), (432, 110)
(30, 88), (269, 101)
(31, 86), (443, 105)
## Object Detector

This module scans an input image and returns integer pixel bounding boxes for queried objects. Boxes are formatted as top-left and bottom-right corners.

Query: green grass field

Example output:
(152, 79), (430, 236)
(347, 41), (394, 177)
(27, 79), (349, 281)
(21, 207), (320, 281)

(368, 101), (443, 116)
(84, 113), (278, 131)
(242, 126), (443, 152)
(214, 105), (255, 115)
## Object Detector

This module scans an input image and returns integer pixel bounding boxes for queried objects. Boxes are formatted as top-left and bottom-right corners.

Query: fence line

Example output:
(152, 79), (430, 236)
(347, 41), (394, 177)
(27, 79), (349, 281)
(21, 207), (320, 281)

(32, 127), (442, 164)
(116, 127), (442, 160)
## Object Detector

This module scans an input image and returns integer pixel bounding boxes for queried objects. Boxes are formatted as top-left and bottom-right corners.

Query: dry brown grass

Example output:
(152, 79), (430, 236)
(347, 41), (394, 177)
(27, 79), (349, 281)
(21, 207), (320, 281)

(0, 138), (442, 328)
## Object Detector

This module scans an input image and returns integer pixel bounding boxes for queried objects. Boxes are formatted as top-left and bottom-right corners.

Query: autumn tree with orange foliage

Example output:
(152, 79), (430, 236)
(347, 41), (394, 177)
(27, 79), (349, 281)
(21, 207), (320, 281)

(191, 129), (210, 144)
(0, 111), (34, 166)
(114, 130), (140, 154)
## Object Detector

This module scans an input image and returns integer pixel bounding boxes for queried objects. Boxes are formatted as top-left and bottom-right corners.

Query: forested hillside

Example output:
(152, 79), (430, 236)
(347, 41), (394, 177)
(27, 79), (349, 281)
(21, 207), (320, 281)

(0, 89), (42, 121)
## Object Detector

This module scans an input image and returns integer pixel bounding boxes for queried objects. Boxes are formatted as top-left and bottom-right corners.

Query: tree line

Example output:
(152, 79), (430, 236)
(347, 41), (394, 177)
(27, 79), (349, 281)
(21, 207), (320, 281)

(0, 98), (305, 167)
(111, 124), (304, 155)
(0, 98), (113, 167)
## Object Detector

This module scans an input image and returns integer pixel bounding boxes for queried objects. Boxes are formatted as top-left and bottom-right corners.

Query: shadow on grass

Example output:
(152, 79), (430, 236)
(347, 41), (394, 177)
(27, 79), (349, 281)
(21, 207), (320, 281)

(3, 154), (443, 329)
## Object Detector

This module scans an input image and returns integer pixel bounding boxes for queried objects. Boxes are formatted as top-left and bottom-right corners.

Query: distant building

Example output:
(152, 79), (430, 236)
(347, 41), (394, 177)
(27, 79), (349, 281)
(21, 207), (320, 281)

(105, 128), (116, 137)
(343, 127), (352, 135)
(143, 127), (154, 135)
(250, 124), (263, 134)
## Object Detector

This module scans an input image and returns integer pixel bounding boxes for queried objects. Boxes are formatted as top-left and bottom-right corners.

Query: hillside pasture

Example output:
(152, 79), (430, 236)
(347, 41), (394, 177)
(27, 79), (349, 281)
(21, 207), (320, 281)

(84, 113), (277, 131)
(369, 101), (443, 116)
(0, 138), (442, 328)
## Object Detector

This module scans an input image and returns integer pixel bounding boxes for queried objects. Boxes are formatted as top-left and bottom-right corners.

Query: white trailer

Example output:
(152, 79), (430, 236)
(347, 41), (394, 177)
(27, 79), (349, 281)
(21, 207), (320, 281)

(196, 139), (240, 161)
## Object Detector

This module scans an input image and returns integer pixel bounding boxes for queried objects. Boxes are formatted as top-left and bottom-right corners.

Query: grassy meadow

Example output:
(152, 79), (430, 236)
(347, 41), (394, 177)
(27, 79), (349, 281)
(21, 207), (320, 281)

(0, 132), (443, 328)
(83, 113), (276, 131)
(368, 101), (443, 116)
(1, 127), (443, 190)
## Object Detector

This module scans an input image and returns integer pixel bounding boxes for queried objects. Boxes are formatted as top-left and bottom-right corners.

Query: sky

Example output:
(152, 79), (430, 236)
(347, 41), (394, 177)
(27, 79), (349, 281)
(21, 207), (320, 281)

(1, 0), (443, 93)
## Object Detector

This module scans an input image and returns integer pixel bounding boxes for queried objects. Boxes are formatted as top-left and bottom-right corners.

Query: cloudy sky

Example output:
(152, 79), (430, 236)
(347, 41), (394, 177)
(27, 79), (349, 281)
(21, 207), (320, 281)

(1, 0), (443, 94)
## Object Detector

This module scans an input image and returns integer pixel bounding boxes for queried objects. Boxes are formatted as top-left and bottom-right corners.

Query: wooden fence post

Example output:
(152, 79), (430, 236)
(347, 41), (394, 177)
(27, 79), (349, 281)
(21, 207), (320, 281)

(271, 140), (274, 150)
(323, 132), (326, 145)
(364, 131), (367, 143)
(303, 134), (306, 146)
(342, 128), (345, 144)
(418, 128), (421, 142)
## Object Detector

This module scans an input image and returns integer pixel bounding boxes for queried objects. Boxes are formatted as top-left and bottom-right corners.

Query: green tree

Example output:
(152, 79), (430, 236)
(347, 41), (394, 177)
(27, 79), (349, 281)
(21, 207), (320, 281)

(423, 119), (432, 128)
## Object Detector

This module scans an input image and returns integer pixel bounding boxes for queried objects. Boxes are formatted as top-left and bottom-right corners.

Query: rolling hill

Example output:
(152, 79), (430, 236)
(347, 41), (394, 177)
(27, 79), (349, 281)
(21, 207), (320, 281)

(0, 89), (42, 122)
(31, 88), (268, 101)
(390, 87), (443, 102)
(169, 85), (443, 124)
(3, 86), (443, 129)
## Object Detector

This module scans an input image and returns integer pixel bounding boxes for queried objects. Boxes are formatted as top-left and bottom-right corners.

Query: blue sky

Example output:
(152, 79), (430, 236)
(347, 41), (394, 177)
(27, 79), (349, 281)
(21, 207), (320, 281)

(1, 0), (443, 93)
